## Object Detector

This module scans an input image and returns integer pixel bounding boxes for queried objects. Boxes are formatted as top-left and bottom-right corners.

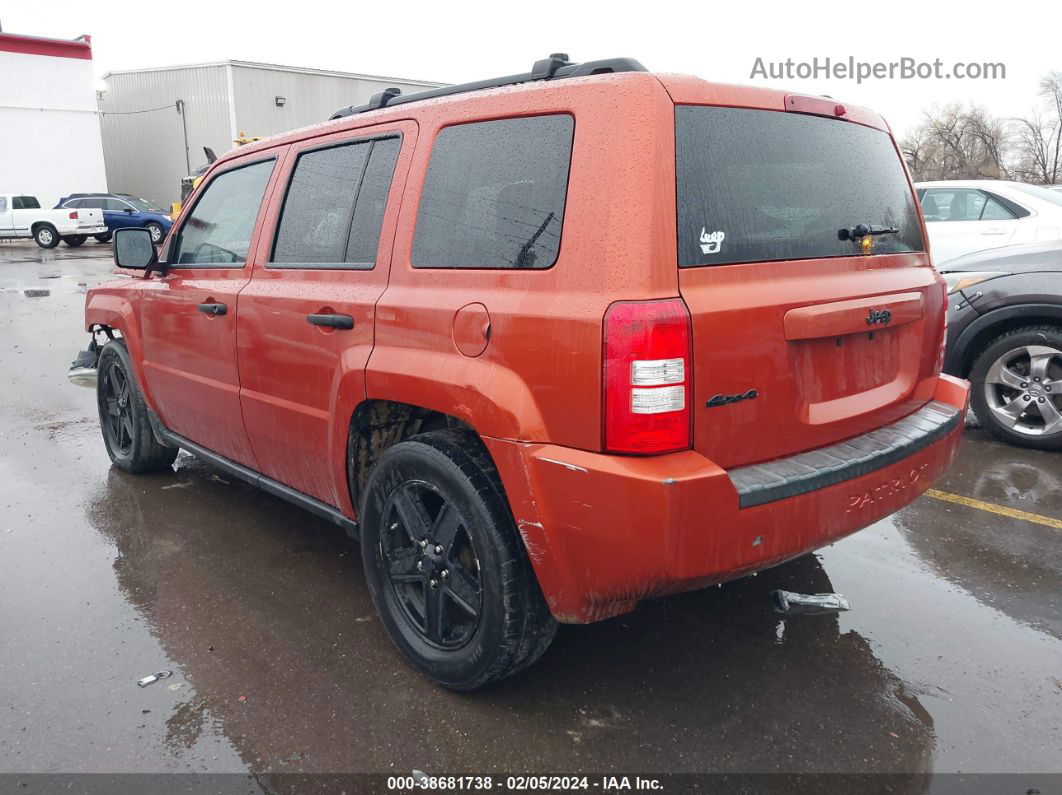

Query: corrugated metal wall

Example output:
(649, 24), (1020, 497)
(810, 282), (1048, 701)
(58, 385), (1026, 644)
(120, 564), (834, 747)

(230, 64), (440, 140)
(99, 65), (232, 205)
(99, 62), (441, 206)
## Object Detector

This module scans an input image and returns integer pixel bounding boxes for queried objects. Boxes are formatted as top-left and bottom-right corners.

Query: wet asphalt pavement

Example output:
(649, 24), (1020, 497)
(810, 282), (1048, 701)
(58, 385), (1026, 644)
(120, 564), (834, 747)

(0, 242), (1060, 792)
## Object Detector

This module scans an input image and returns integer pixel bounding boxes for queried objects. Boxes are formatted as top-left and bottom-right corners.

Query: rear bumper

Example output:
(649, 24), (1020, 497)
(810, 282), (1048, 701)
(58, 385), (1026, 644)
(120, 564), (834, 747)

(484, 374), (969, 624)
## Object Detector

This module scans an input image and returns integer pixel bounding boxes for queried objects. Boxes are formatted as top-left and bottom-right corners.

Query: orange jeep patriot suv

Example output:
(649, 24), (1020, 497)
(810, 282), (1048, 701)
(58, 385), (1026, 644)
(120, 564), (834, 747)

(75, 55), (969, 689)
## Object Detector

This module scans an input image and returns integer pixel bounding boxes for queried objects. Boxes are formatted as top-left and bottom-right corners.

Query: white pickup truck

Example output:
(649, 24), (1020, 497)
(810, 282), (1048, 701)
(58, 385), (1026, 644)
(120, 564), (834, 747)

(0, 194), (108, 249)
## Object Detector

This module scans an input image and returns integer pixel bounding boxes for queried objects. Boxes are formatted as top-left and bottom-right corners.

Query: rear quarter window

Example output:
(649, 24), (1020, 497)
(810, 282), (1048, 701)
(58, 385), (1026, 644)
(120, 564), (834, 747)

(676, 107), (924, 266)
(412, 114), (574, 269)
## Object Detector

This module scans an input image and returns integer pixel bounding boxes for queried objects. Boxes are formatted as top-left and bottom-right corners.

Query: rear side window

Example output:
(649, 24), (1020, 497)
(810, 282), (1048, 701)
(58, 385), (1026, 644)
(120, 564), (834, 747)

(272, 135), (400, 267)
(676, 107), (924, 266)
(13, 196), (41, 210)
(921, 188), (1017, 222)
(171, 159), (274, 266)
(412, 114), (574, 269)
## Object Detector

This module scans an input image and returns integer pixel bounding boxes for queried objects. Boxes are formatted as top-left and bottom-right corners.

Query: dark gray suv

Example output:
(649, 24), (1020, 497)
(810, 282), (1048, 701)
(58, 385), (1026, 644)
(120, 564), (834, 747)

(942, 241), (1062, 449)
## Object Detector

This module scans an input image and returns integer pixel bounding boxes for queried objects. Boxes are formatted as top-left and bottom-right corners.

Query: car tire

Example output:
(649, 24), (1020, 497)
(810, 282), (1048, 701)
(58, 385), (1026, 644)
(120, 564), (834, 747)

(33, 224), (60, 249)
(968, 325), (1062, 451)
(94, 232), (112, 243)
(145, 222), (164, 244)
(96, 340), (179, 473)
(359, 429), (556, 690)
(63, 235), (88, 247)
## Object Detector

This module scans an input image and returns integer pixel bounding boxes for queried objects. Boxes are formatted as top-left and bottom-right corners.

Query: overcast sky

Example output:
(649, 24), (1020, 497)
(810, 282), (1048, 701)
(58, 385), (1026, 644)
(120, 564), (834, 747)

(4, 0), (1059, 138)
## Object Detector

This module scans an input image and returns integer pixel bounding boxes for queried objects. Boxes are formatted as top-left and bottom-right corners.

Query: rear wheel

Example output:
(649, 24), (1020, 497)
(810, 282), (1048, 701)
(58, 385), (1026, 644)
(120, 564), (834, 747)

(96, 341), (178, 472)
(63, 235), (87, 247)
(969, 325), (1062, 451)
(33, 225), (59, 249)
(360, 430), (556, 689)
(94, 232), (112, 243)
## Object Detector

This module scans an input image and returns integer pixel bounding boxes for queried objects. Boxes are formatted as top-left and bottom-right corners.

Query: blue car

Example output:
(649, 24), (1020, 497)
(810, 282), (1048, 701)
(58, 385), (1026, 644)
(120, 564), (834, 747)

(55, 192), (173, 244)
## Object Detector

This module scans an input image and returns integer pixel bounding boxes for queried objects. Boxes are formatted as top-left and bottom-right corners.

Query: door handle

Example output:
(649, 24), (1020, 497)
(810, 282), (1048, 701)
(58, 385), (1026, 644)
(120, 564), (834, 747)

(981, 228), (1007, 235)
(197, 302), (227, 316)
(307, 313), (354, 330)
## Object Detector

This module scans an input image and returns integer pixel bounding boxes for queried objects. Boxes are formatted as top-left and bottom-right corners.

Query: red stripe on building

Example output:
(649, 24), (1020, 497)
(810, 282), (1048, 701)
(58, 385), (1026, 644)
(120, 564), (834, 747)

(0, 32), (92, 60)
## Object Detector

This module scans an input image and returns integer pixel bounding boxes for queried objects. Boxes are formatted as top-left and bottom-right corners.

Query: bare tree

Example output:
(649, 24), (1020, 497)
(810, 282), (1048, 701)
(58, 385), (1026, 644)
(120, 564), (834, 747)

(902, 104), (1008, 181)
(1012, 72), (1062, 184)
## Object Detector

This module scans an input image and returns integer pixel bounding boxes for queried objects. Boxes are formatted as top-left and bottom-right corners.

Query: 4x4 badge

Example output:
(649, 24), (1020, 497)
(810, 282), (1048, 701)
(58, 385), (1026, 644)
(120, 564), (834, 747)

(706, 388), (758, 408)
(699, 228), (725, 255)
(866, 308), (892, 326)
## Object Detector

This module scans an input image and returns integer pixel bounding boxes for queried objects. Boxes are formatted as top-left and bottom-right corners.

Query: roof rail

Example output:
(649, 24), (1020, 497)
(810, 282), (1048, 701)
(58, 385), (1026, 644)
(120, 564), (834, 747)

(329, 54), (647, 120)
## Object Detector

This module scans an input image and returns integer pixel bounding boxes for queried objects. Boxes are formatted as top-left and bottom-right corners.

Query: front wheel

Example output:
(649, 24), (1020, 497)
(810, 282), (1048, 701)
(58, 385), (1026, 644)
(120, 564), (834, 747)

(96, 341), (179, 472)
(145, 222), (164, 244)
(63, 235), (87, 247)
(94, 232), (112, 243)
(969, 325), (1062, 451)
(360, 430), (556, 689)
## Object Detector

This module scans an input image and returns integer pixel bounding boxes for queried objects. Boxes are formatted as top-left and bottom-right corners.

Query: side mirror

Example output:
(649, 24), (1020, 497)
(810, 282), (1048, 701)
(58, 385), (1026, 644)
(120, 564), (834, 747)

(123, 208), (135, 214)
(114, 227), (161, 271)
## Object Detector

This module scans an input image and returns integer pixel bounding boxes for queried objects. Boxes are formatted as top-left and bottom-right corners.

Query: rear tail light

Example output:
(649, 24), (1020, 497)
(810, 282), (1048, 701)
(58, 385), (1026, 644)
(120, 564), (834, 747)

(604, 299), (692, 454)
(68, 211), (78, 220)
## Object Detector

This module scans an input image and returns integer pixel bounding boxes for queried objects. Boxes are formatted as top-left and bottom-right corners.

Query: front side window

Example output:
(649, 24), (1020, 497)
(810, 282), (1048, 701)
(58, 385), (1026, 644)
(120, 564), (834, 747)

(412, 114), (574, 269)
(922, 189), (987, 222)
(272, 135), (400, 267)
(172, 159), (274, 266)
(677, 107), (924, 266)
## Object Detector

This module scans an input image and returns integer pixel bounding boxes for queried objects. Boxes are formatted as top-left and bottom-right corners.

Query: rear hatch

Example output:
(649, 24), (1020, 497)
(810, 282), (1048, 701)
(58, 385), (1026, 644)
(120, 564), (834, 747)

(674, 99), (944, 469)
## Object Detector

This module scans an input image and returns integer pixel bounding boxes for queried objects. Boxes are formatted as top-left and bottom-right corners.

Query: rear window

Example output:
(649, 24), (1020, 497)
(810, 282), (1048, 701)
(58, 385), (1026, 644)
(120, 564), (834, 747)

(1008, 182), (1062, 208)
(676, 107), (924, 267)
(412, 114), (574, 269)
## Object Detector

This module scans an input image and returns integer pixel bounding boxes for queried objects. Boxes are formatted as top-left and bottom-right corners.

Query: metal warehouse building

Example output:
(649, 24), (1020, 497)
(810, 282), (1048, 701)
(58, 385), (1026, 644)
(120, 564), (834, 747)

(98, 61), (442, 205)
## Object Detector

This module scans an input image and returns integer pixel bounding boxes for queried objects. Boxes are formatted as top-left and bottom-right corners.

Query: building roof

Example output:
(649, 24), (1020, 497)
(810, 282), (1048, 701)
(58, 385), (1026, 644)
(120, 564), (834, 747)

(101, 59), (442, 88)
(0, 32), (92, 60)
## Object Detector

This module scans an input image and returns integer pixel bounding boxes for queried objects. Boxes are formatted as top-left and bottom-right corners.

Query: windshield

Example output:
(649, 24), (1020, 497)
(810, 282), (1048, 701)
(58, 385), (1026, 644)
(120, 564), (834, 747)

(676, 106), (925, 266)
(1008, 182), (1062, 208)
(124, 196), (166, 213)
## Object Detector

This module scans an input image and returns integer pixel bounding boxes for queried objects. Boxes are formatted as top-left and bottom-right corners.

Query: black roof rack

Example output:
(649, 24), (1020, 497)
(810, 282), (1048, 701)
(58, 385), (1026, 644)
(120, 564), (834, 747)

(329, 54), (647, 120)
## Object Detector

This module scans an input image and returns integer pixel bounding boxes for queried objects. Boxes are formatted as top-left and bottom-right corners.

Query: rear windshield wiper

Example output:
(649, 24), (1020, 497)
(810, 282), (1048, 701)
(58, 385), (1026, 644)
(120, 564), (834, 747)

(838, 223), (899, 242)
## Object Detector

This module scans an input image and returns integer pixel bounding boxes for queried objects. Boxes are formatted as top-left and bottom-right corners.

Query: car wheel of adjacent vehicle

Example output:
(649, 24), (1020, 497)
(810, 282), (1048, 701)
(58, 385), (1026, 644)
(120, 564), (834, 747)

(360, 429), (556, 690)
(96, 340), (179, 473)
(94, 232), (112, 243)
(145, 222), (164, 244)
(968, 325), (1062, 451)
(63, 235), (87, 247)
(33, 225), (59, 249)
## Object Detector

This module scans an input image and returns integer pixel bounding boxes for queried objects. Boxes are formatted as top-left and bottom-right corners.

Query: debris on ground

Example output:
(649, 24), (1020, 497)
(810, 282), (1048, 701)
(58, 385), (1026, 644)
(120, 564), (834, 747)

(136, 671), (173, 688)
(771, 590), (851, 615)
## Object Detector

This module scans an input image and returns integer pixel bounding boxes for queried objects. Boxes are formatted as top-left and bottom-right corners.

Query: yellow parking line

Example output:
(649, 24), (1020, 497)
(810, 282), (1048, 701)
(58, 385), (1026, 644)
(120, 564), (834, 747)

(924, 489), (1062, 530)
